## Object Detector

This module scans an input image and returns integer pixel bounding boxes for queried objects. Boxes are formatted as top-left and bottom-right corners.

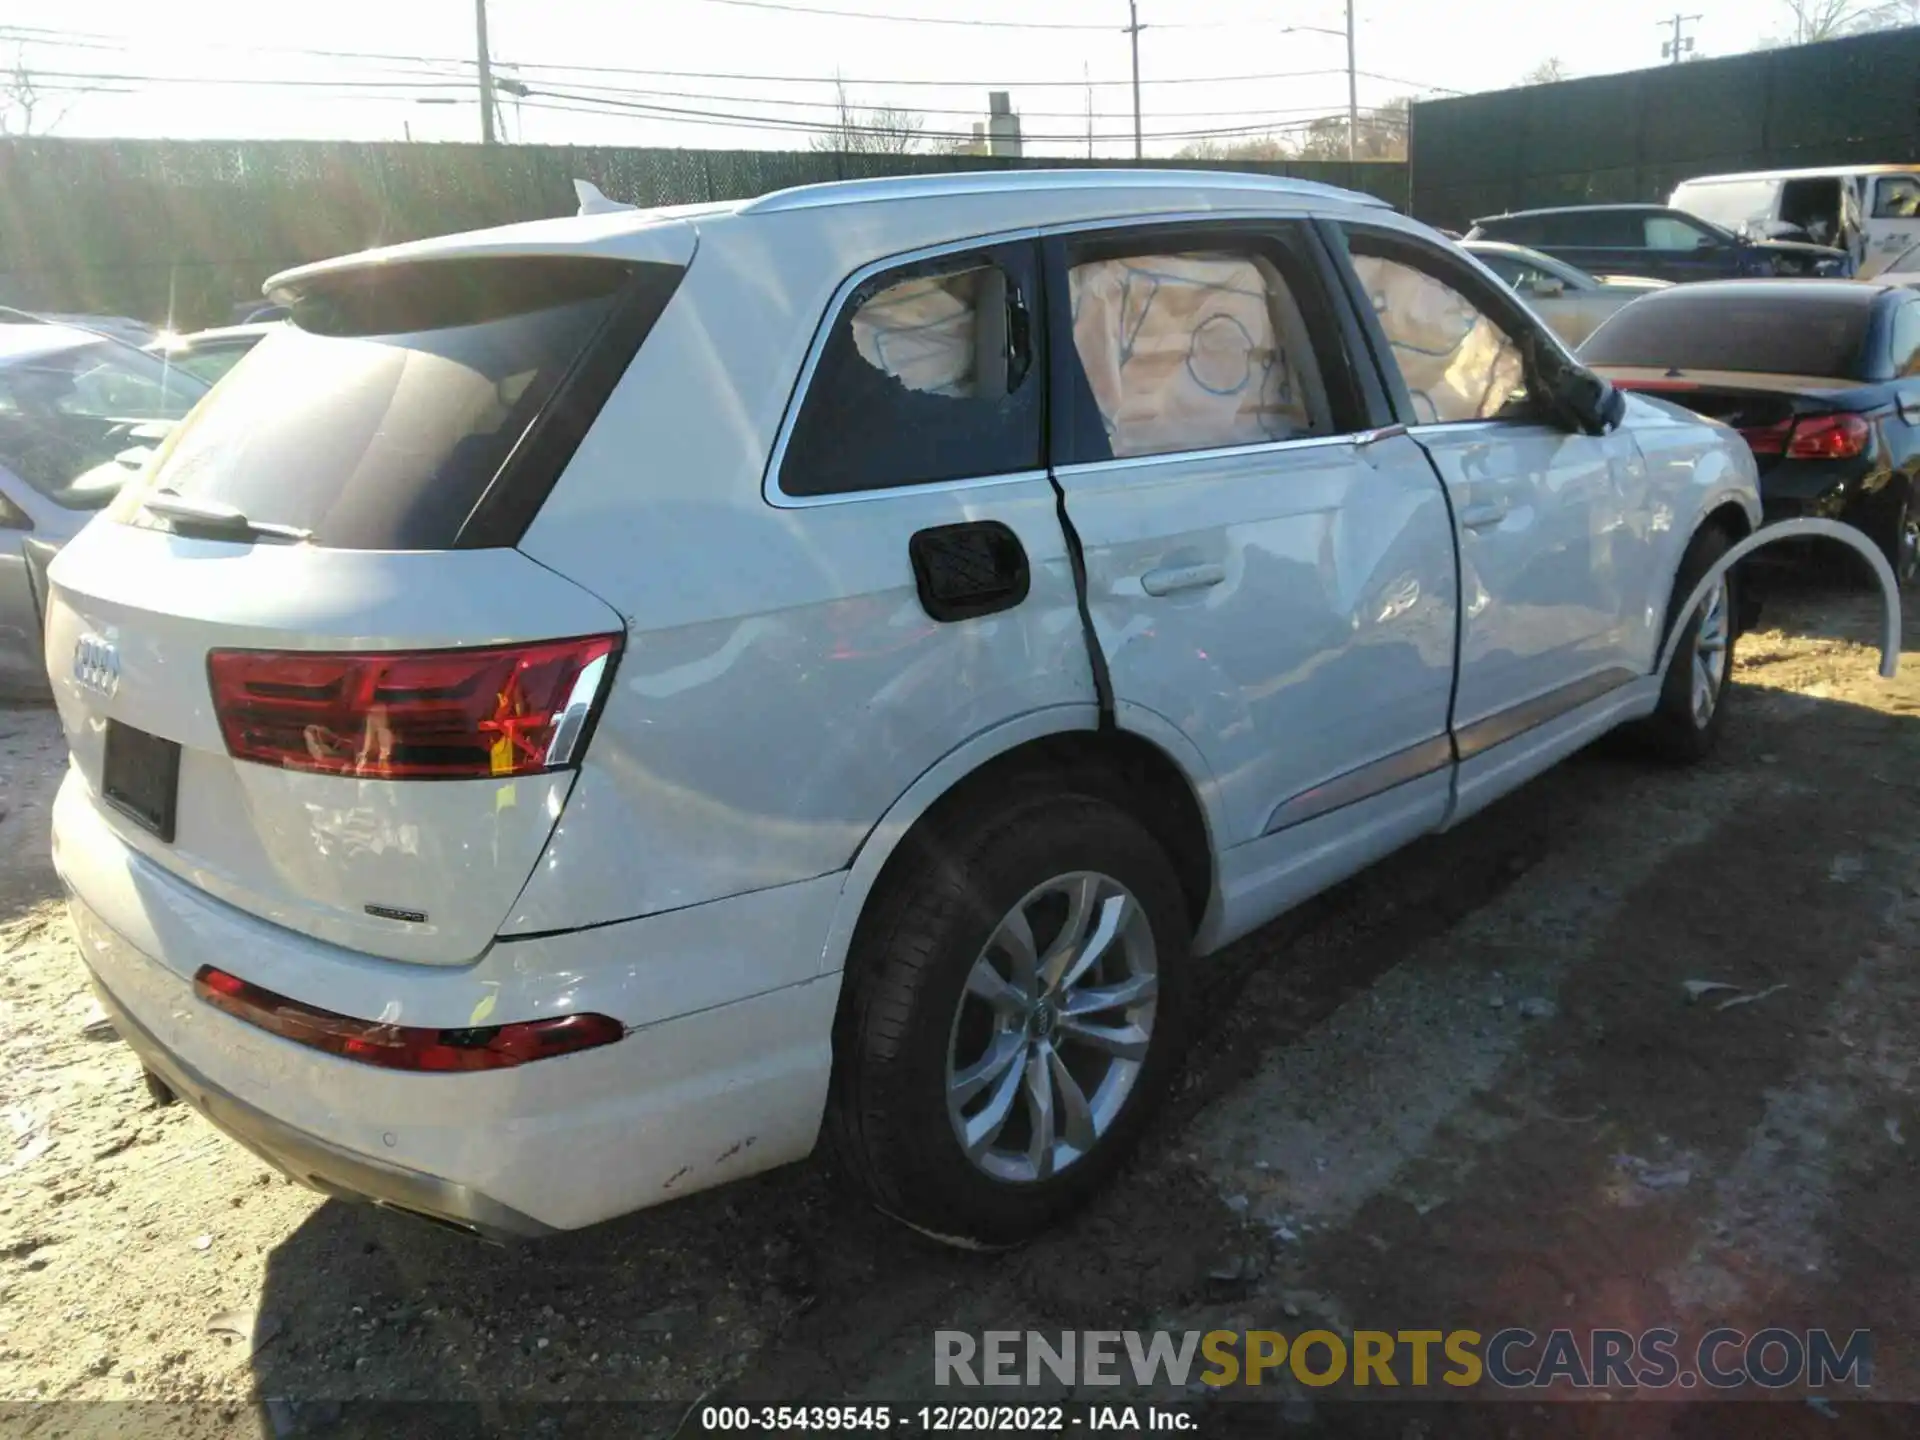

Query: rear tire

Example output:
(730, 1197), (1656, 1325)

(828, 789), (1191, 1247)
(1872, 486), (1918, 591)
(1632, 525), (1738, 764)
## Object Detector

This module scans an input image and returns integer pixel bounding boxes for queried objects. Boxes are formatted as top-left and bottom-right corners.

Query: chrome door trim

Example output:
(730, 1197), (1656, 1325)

(1454, 667), (1640, 762)
(1261, 734), (1454, 836)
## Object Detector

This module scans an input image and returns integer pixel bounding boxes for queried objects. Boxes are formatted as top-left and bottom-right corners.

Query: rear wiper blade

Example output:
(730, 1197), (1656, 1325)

(142, 491), (313, 544)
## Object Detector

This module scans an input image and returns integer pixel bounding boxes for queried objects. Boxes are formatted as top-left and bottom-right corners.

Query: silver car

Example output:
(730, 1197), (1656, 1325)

(0, 320), (206, 696)
(1465, 239), (1668, 348)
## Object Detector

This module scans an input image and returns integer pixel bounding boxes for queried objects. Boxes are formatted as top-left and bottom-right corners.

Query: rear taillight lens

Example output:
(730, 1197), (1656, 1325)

(208, 634), (618, 779)
(194, 966), (623, 1072)
(1785, 413), (1872, 461)
(1739, 418), (1795, 456)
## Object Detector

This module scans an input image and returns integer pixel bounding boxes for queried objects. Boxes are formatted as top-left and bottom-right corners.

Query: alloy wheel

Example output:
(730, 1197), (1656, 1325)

(1690, 576), (1732, 728)
(945, 872), (1158, 1184)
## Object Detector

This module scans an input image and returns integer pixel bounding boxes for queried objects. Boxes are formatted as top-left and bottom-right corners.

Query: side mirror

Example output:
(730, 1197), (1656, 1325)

(0, 493), (30, 531)
(1521, 329), (1623, 436)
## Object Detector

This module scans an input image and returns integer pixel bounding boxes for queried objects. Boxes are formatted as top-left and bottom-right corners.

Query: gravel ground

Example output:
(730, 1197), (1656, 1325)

(2, 567), (1918, 1438)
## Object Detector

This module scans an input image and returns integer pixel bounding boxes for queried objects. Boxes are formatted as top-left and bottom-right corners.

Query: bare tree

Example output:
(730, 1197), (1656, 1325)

(1778, 0), (1887, 41)
(1523, 57), (1570, 85)
(808, 79), (926, 156)
(1173, 136), (1290, 162)
(1291, 97), (1409, 162)
(0, 49), (74, 136)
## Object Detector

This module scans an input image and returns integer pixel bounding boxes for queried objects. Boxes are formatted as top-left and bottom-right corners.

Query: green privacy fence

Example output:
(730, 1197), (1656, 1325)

(1408, 26), (1920, 231)
(0, 138), (1409, 328)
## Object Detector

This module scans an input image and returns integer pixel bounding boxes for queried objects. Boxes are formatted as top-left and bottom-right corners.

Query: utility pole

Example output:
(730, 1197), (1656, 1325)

(1084, 63), (1094, 160)
(1124, 0), (1144, 162)
(1659, 12), (1700, 64)
(475, 0), (497, 145)
(1345, 0), (1358, 164)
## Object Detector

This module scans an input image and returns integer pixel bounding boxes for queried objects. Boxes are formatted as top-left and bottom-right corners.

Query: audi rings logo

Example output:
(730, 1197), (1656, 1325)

(73, 633), (121, 697)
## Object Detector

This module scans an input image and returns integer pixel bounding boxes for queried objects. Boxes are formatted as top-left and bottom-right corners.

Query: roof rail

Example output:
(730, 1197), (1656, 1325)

(741, 168), (1393, 215)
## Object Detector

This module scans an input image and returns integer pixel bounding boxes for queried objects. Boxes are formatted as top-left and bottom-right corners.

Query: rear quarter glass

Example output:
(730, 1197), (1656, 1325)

(129, 256), (683, 551)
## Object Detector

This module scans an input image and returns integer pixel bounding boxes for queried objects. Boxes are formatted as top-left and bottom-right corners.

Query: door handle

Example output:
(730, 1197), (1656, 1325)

(1141, 562), (1227, 596)
(1458, 496), (1512, 531)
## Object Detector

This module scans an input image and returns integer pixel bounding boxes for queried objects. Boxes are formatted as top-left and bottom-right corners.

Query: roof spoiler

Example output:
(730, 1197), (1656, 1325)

(574, 180), (638, 217)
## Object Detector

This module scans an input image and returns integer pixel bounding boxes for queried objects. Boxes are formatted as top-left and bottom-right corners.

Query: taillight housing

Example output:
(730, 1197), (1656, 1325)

(208, 634), (618, 780)
(1784, 413), (1872, 461)
(194, 966), (624, 1072)
(1738, 418), (1794, 456)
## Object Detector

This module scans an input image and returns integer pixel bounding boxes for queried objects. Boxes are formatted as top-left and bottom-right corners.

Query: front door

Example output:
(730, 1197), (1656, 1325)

(1042, 220), (1459, 851)
(1328, 222), (1660, 759)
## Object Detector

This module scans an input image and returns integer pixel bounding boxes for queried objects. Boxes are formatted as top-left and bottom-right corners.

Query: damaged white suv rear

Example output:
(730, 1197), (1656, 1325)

(51, 172), (1778, 1247)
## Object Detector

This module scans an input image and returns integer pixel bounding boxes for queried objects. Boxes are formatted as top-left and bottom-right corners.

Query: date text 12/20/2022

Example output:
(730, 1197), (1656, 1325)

(698, 1408), (1192, 1432)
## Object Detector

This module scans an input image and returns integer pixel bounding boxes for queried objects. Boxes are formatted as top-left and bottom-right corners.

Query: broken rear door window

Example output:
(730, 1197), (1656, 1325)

(778, 243), (1043, 497)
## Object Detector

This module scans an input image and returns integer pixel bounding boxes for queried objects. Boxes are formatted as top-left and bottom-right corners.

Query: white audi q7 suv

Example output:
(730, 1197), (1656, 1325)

(48, 171), (1775, 1246)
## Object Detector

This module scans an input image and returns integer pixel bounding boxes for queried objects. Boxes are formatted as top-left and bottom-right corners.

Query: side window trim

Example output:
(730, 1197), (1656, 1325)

(764, 227), (1045, 509)
(1040, 217), (1378, 470)
(1322, 220), (1557, 432)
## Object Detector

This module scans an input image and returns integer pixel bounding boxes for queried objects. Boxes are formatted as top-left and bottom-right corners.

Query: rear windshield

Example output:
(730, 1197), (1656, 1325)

(1580, 291), (1873, 378)
(0, 331), (207, 510)
(139, 256), (672, 549)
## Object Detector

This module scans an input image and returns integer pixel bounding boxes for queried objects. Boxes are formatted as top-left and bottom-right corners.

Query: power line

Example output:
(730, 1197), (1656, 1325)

(541, 81), (1373, 121)
(694, 0), (1120, 28)
(524, 85), (1397, 143)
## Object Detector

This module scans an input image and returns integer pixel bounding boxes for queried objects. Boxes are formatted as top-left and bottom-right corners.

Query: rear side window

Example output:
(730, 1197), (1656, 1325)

(1537, 212), (1641, 247)
(1873, 175), (1920, 219)
(1890, 302), (1920, 377)
(779, 242), (1042, 497)
(138, 257), (677, 549)
(1581, 292), (1873, 378)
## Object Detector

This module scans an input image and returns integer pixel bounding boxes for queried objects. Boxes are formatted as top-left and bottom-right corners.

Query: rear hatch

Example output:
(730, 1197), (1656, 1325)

(46, 241), (688, 965)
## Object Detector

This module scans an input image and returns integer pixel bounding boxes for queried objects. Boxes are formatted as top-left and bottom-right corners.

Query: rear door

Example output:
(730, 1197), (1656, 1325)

(1042, 218), (1459, 850)
(1328, 221), (1661, 756)
(1865, 173), (1920, 278)
(45, 249), (687, 966)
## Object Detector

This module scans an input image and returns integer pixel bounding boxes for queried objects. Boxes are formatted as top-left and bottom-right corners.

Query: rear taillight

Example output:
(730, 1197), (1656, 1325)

(1785, 413), (1872, 461)
(1739, 418), (1795, 455)
(207, 634), (618, 779)
(194, 966), (623, 1072)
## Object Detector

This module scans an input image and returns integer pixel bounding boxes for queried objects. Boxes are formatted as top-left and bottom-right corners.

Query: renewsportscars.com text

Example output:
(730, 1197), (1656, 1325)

(935, 1327), (1872, 1392)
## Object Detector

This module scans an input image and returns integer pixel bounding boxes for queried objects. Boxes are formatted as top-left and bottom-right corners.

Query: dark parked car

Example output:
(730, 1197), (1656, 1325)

(1580, 279), (1920, 586)
(1465, 205), (1852, 284)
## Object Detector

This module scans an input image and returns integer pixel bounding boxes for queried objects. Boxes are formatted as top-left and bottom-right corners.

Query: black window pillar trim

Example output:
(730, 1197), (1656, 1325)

(455, 259), (688, 550)
(1039, 232), (1116, 731)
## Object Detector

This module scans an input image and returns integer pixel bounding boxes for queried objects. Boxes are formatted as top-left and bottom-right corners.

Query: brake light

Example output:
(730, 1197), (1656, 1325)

(194, 966), (624, 1072)
(1785, 413), (1872, 461)
(207, 634), (618, 779)
(1739, 418), (1795, 456)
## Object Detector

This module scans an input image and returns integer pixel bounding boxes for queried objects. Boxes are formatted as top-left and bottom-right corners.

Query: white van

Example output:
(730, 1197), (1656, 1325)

(1670, 165), (1920, 279)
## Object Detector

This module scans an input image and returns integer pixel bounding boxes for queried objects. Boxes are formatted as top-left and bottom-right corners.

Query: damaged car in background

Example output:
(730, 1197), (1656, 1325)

(1463, 239), (1667, 348)
(1466, 204), (1852, 283)
(1582, 279), (1920, 588)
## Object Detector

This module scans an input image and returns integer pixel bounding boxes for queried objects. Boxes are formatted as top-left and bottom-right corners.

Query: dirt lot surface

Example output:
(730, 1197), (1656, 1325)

(3, 569), (1919, 1438)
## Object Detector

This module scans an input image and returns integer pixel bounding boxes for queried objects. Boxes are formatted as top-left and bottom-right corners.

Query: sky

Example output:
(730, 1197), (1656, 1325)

(0, 0), (1799, 158)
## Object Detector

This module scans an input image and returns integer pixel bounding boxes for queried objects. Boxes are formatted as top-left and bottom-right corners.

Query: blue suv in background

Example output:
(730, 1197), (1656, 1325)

(1466, 204), (1852, 283)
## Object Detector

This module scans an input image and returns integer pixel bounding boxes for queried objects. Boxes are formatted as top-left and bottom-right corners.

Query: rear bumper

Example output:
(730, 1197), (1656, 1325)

(54, 768), (846, 1233)
(88, 963), (551, 1240)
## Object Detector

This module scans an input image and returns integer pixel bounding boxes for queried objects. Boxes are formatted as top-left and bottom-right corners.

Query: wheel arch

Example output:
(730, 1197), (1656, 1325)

(815, 706), (1222, 981)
